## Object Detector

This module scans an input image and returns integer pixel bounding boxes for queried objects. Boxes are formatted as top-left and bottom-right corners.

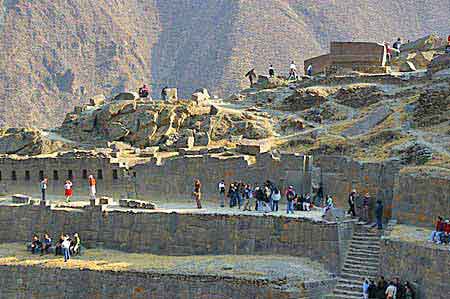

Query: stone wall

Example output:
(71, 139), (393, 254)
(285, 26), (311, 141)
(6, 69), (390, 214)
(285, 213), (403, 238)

(0, 264), (335, 299)
(0, 205), (353, 273)
(330, 42), (386, 67)
(380, 238), (450, 299)
(0, 151), (312, 202)
(315, 156), (400, 221)
(134, 152), (312, 201)
(392, 167), (450, 227)
(0, 152), (131, 199)
(304, 54), (331, 75)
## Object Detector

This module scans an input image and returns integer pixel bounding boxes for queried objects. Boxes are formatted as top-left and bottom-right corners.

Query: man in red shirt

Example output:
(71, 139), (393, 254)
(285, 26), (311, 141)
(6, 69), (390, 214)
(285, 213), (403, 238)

(443, 219), (450, 244)
(429, 216), (443, 243)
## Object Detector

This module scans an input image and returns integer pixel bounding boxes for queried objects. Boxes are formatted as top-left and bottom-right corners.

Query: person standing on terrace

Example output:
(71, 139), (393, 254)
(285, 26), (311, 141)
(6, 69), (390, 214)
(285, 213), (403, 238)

(193, 179), (202, 209)
(64, 180), (73, 202)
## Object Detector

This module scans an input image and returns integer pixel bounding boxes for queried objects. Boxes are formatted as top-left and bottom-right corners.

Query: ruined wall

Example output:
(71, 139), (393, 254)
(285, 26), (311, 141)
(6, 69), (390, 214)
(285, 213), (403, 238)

(330, 42), (386, 67)
(315, 156), (400, 221)
(392, 167), (450, 227)
(0, 154), (130, 199)
(134, 152), (312, 201)
(0, 264), (335, 299)
(380, 238), (450, 299)
(0, 205), (353, 273)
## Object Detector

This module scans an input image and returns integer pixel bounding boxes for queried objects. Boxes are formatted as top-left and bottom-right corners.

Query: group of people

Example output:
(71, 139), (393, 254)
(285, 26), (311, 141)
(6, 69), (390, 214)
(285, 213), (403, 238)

(429, 216), (450, 245)
(39, 174), (97, 203)
(363, 276), (415, 299)
(30, 233), (81, 262)
(245, 60), (313, 86)
(347, 189), (384, 229)
(216, 179), (334, 215)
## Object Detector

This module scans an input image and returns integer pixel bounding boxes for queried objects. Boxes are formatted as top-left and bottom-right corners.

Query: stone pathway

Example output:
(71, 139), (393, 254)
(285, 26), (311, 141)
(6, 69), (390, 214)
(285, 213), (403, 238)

(332, 225), (381, 299)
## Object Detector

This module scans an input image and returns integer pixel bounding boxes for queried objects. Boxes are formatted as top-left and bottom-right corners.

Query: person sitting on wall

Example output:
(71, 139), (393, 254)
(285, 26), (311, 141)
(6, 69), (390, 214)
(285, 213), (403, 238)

(41, 233), (52, 255)
(55, 234), (65, 256)
(30, 234), (42, 254)
(70, 233), (81, 255)
(138, 84), (150, 98)
(428, 216), (444, 243)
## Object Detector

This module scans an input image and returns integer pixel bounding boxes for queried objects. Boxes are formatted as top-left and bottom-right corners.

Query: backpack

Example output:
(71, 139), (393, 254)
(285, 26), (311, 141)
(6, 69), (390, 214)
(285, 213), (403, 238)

(287, 190), (295, 201)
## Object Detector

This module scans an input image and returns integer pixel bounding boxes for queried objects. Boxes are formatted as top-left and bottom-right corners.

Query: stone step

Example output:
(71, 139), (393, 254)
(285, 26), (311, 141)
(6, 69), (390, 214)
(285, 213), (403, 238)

(352, 235), (381, 241)
(340, 272), (376, 281)
(337, 278), (366, 286)
(333, 295), (361, 299)
(344, 255), (379, 264)
(349, 243), (381, 251)
(347, 250), (380, 258)
(343, 263), (378, 272)
(350, 239), (380, 246)
(341, 267), (378, 277)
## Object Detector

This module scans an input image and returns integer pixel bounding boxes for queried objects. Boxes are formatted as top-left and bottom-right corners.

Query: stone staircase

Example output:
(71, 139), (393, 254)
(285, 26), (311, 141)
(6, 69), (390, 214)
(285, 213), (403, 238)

(332, 227), (381, 299)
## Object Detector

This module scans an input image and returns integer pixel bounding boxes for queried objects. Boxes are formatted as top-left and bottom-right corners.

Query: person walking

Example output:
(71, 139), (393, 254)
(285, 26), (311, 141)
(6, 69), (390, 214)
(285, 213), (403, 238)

(362, 192), (371, 223)
(271, 187), (281, 212)
(375, 199), (384, 230)
(192, 179), (202, 209)
(243, 184), (253, 211)
(385, 281), (397, 299)
(362, 278), (370, 299)
(40, 177), (48, 202)
(161, 86), (168, 101)
(289, 61), (297, 80)
(348, 189), (357, 217)
(268, 64), (275, 77)
(62, 235), (71, 262)
(218, 180), (226, 207)
(88, 175), (96, 201)
(64, 180), (73, 202)
(245, 69), (257, 86)
(285, 186), (296, 214)
(306, 64), (313, 76)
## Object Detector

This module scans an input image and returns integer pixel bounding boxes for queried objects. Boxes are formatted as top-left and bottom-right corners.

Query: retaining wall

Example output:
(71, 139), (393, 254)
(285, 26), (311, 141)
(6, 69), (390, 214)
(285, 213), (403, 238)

(0, 265), (335, 299)
(380, 238), (450, 299)
(0, 205), (353, 273)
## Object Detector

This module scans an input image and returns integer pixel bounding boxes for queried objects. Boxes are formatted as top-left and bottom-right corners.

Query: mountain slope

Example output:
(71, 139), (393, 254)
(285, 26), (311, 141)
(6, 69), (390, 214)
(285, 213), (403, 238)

(0, 0), (448, 127)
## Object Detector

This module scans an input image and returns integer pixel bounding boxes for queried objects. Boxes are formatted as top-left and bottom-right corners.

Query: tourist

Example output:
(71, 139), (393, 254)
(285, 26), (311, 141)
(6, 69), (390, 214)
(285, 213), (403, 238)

(254, 183), (263, 211)
(245, 69), (257, 86)
(446, 44), (450, 54)
(362, 278), (370, 299)
(377, 276), (388, 299)
(288, 61), (297, 80)
(384, 42), (393, 64)
(303, 193), (311, 211)
(192, 179), (202, 209)
(70, 233), (81, 255)
(393, 38), (402, 54)
(138, 84), (150, 98)
(31, 234), (41, 254)
(314, 182), (323, 207)
(263, 182), (272, 211)
(40, 177), (48, 202)
(243, 184), (253, 211)
(228, 183), (237, 208)
(62, 235), (71, 262)
(447, 34), (450, 46)
(429, 216), (444, 243)
(362, 192), (371, 223)
(268, 64), (275, 77)
(368, 280), (377, 299)
(55, 234), (64, 256)
(385, 281), (397, 299)
(348, 189), (356, 217)
(237, 181), (245, 209)
(218, 180), (226, 207)
(41, 233), (52, 255)
(64, 180), (73, 202)
(442, 219), (450, 244)
(88, 175), (96, 201)
(394, 278), (404, 299)
(161, 86), (168, 101)
(285, 186), (296, 214)
(271, 186), (281, 212)
(375, 199), (384, 230)
(404, 281), (415, 299)
(306, 64), (313, 77)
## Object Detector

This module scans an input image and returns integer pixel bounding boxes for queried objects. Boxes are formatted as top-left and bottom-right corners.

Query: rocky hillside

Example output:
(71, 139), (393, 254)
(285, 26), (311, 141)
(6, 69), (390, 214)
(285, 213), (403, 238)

(0, 0), (449, 127)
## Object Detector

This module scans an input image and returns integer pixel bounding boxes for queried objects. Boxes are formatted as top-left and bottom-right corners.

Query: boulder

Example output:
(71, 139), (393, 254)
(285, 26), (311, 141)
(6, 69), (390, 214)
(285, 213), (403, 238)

(107, 122), (129, 140)
(194, 131), (210, 146)
(209, 105), (220, 115)
(99, 196), (113, 205)
(399, 61), (417, 72)
(89, 94), (106, 106)
(175, 136), (194, 149)
(236, 139), (271, 155)
(191, 88), (210, 105)
(113, 92), (139, 101)
(12, 194), (31, 204)
(119, 198), (157, 210)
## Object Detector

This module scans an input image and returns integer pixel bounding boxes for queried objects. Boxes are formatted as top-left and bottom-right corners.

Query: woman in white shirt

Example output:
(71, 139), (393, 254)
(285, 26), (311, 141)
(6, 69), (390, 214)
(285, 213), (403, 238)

(62, 236), (71, 262)
(64, 180), (73, 202)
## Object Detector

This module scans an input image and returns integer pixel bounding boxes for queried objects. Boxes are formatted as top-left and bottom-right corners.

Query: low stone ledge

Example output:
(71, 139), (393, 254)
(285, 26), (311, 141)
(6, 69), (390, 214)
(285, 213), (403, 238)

(119, 199), (157, 210)
(12, 194), (31, 204)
